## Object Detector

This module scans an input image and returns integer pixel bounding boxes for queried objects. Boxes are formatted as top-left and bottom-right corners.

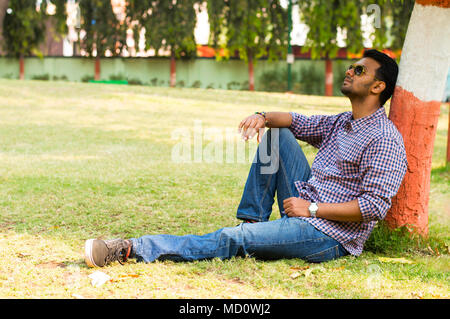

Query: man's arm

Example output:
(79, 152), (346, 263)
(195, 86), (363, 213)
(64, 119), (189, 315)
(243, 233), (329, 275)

(283, 197), (363, 222)
(264, 112), (293, 128)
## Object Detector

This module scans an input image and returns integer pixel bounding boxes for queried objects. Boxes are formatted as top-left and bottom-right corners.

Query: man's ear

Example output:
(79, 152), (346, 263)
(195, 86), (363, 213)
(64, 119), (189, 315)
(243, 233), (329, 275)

(371, 81), (386, 95)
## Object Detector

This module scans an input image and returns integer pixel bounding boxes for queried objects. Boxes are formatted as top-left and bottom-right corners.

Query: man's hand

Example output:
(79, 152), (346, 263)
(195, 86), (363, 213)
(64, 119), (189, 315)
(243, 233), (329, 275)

(238, 114), (266, 143)
(238, 112), (293, 142)
(283, 197), (311, 217)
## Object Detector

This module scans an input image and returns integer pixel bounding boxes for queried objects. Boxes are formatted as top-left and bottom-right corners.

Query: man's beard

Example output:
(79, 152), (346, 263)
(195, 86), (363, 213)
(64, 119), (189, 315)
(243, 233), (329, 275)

(340, 76), (355, 96)
(340, 83), (352, 96)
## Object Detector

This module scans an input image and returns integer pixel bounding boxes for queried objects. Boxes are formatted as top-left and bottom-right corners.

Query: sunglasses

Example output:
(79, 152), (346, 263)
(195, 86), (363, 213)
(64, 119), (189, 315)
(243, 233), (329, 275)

(347, 64), (380, 81)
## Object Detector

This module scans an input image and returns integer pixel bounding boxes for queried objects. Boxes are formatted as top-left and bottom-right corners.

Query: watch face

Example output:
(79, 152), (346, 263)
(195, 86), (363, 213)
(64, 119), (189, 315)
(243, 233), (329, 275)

(309, 203), (318, 217)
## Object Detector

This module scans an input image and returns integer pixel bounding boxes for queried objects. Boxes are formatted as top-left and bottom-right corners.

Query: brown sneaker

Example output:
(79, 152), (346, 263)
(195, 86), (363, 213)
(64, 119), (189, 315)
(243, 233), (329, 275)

(236, 219), (259, 226)
(84, 238), (132, 268)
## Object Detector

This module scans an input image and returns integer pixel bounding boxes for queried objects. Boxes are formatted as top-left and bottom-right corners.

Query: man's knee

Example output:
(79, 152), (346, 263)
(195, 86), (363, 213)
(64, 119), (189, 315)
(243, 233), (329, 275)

(256, 128), (303, 171)
(278, 127), (296, 141)
(219, 226), (242, 241)
(266, 128), (299, 152)
(266, 127), (295, 141)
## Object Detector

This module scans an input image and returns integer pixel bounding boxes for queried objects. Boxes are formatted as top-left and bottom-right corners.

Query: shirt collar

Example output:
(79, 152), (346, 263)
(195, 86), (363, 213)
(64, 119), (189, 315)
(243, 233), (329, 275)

(346, 107), (386, 132)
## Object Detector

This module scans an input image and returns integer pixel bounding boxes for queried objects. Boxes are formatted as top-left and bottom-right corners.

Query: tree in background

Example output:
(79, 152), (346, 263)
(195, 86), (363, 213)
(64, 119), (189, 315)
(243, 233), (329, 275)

(123, 0), (146, 57)
(299, 0), (364, 96)
(207, 0), (289, 91)
(0, 0), (10, 54)
(127, 0), (198, 87)
(370, 0), (415, 53)
(2, 0), (47, 79)
(51, 0), (69, 39)
(78, 0), (126, 80)
(299, 0), (414, 96)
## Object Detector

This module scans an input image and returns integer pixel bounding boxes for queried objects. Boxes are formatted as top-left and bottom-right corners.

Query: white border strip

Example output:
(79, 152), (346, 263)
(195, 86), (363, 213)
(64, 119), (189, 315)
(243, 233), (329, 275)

(396, 3), (450, 102)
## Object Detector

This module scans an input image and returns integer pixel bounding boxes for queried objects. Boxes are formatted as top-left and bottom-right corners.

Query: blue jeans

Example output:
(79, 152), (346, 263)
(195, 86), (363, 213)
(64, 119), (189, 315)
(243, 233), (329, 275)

(130, 128), (348, 263)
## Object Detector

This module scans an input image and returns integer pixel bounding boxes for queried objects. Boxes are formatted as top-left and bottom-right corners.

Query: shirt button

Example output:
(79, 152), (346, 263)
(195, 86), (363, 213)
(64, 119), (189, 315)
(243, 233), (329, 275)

(345, 122), (351, 131)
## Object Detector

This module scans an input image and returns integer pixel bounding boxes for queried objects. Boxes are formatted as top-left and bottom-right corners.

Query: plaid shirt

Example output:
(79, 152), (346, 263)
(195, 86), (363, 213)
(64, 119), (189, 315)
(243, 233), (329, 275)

(289, 107), (407, 256)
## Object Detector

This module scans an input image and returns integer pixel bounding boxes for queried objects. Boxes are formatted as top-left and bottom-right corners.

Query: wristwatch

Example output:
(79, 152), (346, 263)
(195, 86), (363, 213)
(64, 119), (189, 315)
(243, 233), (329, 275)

(308, 202), (318, 218)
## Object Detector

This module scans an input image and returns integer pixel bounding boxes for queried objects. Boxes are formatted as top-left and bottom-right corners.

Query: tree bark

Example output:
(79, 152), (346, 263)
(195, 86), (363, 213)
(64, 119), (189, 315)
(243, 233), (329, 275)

(19, 54), (24, 80)
(447, 105), (450, 163)
(0, 0), (9, 56)
(324, 58), (333, 96)
(170, 50), (176, 88)
(248, 53), (254, 91)
(94, 55), (100, 81)
(386, 0), (450, 235)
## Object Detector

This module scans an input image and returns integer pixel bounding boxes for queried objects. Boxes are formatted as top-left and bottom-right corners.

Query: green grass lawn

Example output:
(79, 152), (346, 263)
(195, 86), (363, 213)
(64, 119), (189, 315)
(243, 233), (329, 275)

(0, 79), (448, 299)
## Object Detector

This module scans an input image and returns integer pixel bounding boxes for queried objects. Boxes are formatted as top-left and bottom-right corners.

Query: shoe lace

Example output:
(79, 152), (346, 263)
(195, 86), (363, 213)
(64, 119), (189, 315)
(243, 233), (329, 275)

(104, 240), (129, 265)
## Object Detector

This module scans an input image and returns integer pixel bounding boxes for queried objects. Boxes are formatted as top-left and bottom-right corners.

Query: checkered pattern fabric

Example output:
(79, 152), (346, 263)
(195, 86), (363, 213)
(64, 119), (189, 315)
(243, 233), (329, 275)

(289, 107), (407, 256)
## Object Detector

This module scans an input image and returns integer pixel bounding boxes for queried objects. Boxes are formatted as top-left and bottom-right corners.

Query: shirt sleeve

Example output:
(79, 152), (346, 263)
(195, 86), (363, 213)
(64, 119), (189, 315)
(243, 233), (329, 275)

(289, 112), (338, 148)
(357, 137), (407, 222)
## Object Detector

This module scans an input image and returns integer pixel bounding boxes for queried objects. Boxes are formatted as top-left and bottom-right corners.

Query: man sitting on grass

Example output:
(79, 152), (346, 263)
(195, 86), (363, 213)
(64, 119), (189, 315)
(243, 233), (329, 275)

(84, 49), (407, 267)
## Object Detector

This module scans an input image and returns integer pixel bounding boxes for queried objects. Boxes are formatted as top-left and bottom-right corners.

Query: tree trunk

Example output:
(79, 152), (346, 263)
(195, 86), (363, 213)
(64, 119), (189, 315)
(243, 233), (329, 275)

(19, 54), (24, 80)
(386, 0), (450, 235)
(248, 54), (254, 91)
(325, 58), (333, 96)
(447, 106), (450, 163)
(170, 50), (176, 88)
(0, 0), (9, 56)
(94, 56), (100, 81)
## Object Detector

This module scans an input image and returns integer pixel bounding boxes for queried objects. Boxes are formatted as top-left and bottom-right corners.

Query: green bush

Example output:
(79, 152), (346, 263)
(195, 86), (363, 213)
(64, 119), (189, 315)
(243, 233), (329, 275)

(32, 73), (50, 81)
(109, 73), (127, 81)
(52, 75), (68, 81)
(128, 78), (143, 85)
(240, 80), (249, 91)
(258, 64), (324, 95)
(298, 64), (323, 95)
(258, 68), (286, 92)
(150, 77), (158, 86)
(149, 78), (166, 87)
(81, 75), (94, 83)
(2, 73), (15, 79)
(190, 80), (202, 88)
(227, 81), (241, 90)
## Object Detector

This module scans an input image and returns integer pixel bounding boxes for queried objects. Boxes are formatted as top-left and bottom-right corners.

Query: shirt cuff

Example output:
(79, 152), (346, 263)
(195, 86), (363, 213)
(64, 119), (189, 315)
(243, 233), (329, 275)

(289, 112), (306, 134)
(357, 196), (381, 223)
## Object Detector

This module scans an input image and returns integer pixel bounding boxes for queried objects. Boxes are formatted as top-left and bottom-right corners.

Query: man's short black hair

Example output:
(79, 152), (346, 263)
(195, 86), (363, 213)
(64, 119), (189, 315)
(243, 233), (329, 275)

(363, 49), (399, 106)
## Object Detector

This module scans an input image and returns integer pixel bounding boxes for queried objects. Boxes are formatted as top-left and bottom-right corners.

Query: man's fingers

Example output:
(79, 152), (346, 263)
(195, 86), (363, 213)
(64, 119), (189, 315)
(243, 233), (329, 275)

(257, 128), (265, 143)
(238, 120), (245, 132)
(283, 199), (292, 211)
(239, 118), (251, 132)
(239, 116), (253, 132)
(285, 207), (293, 216)
(242, 119), (259, 140)
(239, 115), (265, 139)
(240, 119), (254, 135)
(283, 197), (296, 213)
